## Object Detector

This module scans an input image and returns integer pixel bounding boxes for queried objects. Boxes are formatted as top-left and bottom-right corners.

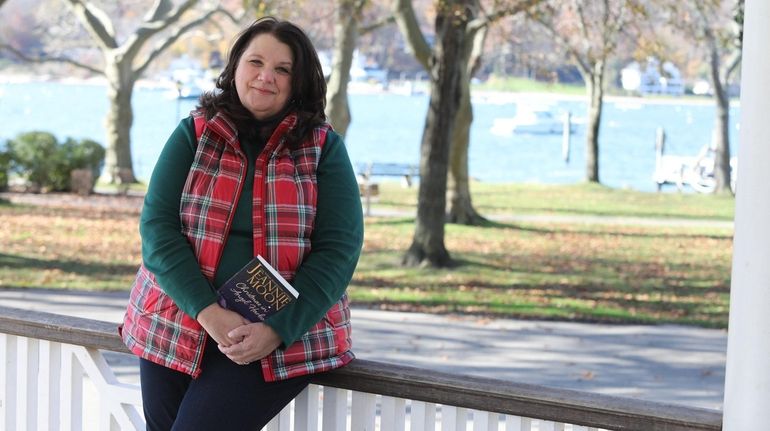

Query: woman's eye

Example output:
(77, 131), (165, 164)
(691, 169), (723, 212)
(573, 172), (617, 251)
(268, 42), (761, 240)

(250, 59), (263, 66)
(276, 67), (291, 75)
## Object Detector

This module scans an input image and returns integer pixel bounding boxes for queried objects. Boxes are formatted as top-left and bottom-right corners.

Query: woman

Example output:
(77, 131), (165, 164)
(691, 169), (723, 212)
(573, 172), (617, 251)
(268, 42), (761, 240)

(120, 17), (364, 430)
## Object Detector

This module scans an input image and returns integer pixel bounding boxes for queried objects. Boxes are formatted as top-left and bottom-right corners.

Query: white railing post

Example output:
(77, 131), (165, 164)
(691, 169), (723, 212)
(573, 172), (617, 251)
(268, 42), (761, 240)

(380, 396), (406, 431)
(293, 385), (319, 431)
(1, 334), (17, 431)
(322, 386), (348, 430)
(723, 0), (770, 429)
(505, 416), (533, 431)
(38, 340), (62, 431)
(16, 336), (39, 431)
(441, 405), (466, 431)
(410, 401), (436, 431)
(60, 345), (84, 431)
(350, 391), (377, 431)
(264, 402), (292, 431)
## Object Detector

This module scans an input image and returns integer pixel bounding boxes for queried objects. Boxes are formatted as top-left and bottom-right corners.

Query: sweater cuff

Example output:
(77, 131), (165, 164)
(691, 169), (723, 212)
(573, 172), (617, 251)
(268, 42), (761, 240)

(185, 290), (219, 320)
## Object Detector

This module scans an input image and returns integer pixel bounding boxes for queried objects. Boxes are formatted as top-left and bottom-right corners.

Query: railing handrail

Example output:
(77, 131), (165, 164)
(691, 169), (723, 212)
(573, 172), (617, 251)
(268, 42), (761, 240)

(0, 305), (723, 431)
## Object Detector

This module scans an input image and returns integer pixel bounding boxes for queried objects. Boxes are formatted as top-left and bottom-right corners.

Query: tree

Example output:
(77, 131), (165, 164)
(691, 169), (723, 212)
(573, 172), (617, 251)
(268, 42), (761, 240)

(529, 0), (645, 184)
(325, 0), (394, 137)
(668, 0), (742, 194)
(1, 0), (235, 183)
(325, 0), (365, 136)
(394, 0), (539, 226)
(395, 0), (470, 267)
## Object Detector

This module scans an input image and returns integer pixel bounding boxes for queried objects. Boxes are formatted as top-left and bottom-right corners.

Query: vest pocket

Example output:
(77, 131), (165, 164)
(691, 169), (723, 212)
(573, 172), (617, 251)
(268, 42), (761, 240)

(126, 265), (203, 337)
(280, 296), (352, 364)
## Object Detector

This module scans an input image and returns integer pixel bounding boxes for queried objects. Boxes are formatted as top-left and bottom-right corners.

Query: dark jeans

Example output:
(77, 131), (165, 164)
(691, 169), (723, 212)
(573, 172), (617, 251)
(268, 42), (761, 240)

(139, 340), (311, 431)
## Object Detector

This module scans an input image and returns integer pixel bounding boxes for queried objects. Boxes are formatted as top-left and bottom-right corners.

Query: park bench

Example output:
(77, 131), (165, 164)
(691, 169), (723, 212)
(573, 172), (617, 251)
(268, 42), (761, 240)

(356, 162), (418, 216)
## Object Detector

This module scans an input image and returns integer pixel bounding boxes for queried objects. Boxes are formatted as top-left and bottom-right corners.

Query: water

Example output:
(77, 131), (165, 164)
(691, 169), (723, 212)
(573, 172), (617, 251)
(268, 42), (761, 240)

(0, 80), (740, 192)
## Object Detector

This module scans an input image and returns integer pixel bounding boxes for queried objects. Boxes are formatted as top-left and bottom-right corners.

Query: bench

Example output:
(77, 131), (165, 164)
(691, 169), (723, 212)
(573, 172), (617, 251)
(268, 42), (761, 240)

(356, 162), (418, 216)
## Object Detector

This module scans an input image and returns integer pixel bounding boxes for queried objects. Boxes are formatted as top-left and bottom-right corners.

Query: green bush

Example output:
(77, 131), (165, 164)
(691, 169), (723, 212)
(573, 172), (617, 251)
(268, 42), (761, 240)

(7, 131), (105, 192)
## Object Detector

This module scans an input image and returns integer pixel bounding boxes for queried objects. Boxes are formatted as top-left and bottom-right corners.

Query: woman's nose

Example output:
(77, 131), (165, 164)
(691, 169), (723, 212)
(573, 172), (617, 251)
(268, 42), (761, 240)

(258, 69), (274, 82)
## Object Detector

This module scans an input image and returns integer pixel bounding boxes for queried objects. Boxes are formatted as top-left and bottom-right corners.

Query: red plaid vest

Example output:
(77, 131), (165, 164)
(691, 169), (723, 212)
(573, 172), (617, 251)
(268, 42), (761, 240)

(121, 111), (354, 380)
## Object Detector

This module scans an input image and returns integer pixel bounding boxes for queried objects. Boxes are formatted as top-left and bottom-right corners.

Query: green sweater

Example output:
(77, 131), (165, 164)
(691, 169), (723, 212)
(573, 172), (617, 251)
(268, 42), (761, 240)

(140, 116), (363, 347)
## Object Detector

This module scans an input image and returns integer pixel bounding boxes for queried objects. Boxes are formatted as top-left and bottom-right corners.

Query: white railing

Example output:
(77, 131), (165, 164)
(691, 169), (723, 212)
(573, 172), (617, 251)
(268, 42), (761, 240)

(0, 306), (722, 431)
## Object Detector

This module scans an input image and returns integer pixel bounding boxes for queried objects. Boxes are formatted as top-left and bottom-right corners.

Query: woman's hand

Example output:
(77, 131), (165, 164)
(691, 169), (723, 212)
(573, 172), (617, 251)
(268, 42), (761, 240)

(219, 323), (282, 365)
(196, 303), (249, 347)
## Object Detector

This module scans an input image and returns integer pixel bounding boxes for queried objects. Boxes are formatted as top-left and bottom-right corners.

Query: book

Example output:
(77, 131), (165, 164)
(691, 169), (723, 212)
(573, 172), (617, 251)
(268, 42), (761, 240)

(217, 254), (299, 323)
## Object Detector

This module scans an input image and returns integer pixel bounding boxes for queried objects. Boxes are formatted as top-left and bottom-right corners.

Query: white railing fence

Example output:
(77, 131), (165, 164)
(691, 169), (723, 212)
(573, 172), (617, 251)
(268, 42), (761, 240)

(0, 306), (722, 431)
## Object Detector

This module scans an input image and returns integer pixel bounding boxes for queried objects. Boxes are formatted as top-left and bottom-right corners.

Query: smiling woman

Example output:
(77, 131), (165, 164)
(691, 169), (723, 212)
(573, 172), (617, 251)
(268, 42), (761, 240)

(117, 16), (364, 431)
(234, 33), (293, 120)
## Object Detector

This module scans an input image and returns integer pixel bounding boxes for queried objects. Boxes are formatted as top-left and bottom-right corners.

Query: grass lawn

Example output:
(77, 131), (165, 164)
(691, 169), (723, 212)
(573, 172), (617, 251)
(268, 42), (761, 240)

(0, 182), (734, 328)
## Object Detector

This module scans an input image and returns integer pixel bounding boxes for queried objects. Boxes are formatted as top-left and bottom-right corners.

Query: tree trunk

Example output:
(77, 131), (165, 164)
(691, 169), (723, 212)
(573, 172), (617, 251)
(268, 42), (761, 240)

(447, 20), (487, 226)
(584, 61), (604, 184)
(325, 0), (359, 137)
(446, 76), (486, 225)
(709, 45), (733, 194)
(103, 60), (136, 184)
(403, 0), (468, 268)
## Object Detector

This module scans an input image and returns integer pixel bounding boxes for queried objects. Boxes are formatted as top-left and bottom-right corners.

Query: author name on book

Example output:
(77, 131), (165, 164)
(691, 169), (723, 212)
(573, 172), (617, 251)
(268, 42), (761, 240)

(231, 263), (295, 316)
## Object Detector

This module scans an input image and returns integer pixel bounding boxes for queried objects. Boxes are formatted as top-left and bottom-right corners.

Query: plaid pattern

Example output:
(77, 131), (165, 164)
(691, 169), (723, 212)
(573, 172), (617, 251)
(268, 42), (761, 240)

(121, 265), (208, 377)
(121, 111), (353, 381)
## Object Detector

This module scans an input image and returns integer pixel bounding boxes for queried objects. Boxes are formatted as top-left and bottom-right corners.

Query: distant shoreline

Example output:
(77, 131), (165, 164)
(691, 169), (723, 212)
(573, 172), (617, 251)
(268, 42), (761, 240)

(0, 72), (739, 107)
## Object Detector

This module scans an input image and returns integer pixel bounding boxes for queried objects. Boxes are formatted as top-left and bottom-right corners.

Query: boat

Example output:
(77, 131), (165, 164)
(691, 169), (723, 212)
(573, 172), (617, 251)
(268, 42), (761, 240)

(491, 108), (576, 136)
(171, 70), (215, 99)
(163, 57), (216, 100)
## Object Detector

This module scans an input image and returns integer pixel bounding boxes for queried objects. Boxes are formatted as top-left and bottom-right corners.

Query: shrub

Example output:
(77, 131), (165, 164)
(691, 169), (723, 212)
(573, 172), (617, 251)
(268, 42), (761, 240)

(7, 131), (105, 192)
(50, 138), (106, 191)
(7, 131), (58, 191)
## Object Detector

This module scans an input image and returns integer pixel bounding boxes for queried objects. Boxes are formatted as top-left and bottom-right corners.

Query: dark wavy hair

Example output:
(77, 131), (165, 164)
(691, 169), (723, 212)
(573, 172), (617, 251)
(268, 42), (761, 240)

(198, 17), (327, 149)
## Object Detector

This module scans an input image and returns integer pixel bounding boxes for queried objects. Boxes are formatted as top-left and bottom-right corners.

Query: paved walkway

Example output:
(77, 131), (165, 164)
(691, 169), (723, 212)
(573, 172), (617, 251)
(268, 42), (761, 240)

(0, 288), (726, 411)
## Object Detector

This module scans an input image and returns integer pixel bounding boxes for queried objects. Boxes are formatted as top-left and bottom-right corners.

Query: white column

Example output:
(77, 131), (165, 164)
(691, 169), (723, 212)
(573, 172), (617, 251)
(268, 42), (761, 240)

(722, 0), (770, 428)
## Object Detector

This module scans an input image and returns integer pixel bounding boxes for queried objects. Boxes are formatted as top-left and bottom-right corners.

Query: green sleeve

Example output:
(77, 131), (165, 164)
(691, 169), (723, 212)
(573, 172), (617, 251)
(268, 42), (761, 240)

(139, 117), (218, 318)
(264, 131), (364, 346)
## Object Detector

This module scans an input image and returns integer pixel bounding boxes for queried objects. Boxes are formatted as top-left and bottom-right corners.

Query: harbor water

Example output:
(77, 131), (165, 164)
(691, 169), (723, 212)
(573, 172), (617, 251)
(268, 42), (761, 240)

(0, 80), (740, 192)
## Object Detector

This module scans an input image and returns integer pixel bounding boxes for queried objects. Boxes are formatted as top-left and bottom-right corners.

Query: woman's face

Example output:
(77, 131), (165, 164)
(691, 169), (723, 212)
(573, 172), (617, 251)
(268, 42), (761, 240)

(235, 33), (293, 120)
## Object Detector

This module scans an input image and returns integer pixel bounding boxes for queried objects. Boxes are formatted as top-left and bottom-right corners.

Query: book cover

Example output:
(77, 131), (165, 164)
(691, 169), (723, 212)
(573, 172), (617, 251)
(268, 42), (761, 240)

(217, 255), (299, 323)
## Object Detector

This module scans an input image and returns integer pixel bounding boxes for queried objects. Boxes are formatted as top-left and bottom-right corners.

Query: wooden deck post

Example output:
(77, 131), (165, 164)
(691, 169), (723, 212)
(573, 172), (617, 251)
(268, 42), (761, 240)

(722, 0), (770, 428)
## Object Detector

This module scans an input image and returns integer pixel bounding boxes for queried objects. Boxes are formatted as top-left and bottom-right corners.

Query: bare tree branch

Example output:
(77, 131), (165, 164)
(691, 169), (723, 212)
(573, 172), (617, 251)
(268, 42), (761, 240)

(391, 0), (431, 69)
(64, 0), (117, 50)
(0, 42), (103, 75)
(134, 6), (225, 78)
(471, 0), (542, 31)
(122, 0), (200, 61)
(359, 15), (395, 34)
(145, 0), (174, 22)
(528, 7), (590, 75)
(136, 14), (221, 77)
